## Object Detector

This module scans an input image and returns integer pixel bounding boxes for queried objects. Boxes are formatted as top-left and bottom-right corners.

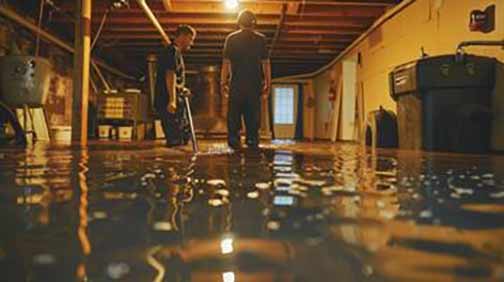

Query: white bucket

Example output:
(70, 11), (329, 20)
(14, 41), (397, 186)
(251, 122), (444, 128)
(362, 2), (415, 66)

(51, 126), (71, 143)
(118, 126), (133, 140)
(98, 125), (111, 139)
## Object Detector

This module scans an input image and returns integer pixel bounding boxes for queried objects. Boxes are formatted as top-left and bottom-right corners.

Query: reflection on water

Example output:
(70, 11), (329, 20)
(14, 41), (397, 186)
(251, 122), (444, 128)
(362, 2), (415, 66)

(1, 141), (504, 282)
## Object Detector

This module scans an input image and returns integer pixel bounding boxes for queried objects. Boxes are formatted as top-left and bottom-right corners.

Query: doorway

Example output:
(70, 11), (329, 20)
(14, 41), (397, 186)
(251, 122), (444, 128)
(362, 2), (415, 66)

(272, 85), (298, 139)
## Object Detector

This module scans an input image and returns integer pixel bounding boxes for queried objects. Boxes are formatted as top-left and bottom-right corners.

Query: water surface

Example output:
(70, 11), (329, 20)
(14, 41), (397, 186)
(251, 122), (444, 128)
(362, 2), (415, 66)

(1, 141), (504, 282)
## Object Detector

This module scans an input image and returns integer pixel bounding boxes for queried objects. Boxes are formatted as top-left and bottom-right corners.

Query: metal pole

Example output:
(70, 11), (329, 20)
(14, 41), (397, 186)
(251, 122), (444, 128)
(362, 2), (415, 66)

(146, 54), (157, 108)
(90, 9), (109, 51)
(182, 89), (198, 153)
(72, 0), (92, 145)
(35, 0), (45, 57)
(456, 40), (504, 52)
(91, 61), (111, 91)
(136, 0), (171, 46)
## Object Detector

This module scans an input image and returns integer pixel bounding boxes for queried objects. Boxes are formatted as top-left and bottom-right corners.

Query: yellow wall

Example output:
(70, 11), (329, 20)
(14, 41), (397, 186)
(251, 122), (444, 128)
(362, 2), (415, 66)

(312, 0), (503, 139)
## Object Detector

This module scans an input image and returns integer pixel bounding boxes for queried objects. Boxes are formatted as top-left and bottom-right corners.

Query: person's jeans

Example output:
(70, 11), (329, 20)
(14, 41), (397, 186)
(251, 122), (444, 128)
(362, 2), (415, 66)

(227, 91), (261, 147)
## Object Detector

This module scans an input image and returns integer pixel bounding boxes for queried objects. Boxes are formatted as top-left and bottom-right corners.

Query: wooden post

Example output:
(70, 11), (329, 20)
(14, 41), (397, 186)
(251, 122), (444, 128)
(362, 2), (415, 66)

(72, 0), (91, 145)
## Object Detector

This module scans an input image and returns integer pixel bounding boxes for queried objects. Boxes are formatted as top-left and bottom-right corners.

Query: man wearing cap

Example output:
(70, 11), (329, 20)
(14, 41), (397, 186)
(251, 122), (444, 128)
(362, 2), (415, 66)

(154, 24), (196, 147)
(221, 10), (271, 150)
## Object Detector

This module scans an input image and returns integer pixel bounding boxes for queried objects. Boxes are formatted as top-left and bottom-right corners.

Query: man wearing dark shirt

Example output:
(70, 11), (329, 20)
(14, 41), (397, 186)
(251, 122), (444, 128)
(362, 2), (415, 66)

(154, 25), (196, 147)
(221, 10), (271, 150)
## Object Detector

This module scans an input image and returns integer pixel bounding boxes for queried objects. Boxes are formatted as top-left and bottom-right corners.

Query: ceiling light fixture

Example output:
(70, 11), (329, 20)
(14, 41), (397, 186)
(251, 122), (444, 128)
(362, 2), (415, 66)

(224, 0), (239, 10)
(111, 0), (130, 10)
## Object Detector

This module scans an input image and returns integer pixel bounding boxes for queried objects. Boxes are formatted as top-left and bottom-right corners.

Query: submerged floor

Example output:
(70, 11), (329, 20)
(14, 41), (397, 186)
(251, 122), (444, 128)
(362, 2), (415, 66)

(1, 140), (504, 282)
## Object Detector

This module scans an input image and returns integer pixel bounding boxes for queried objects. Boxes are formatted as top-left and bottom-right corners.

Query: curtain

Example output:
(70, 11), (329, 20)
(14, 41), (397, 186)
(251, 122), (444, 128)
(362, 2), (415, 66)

(268, 92), (275, 139)
(294, 84), (304, 140)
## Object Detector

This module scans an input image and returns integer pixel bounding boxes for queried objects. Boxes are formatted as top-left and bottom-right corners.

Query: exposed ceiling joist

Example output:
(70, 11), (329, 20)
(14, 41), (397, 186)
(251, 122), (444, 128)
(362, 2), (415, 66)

(162, 0), (173, 11)
(44, 0), (401, 78)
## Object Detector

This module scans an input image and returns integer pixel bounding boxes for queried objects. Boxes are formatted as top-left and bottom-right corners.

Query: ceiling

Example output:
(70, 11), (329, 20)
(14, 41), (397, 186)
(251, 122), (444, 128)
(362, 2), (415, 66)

(50, 0), (402, 78)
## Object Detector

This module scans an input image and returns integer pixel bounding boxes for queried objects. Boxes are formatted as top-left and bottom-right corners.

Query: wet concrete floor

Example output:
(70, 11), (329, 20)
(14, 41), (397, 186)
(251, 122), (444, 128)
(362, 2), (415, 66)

(1, 140), (504, 282)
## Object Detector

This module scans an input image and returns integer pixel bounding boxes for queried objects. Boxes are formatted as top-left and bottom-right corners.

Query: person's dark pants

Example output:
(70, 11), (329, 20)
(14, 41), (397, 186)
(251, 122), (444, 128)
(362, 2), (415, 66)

(227, 88), (261, 147)
(156, 96), (189, 146)
(158, 110), (182, 146)
(0, 102), (26, 145)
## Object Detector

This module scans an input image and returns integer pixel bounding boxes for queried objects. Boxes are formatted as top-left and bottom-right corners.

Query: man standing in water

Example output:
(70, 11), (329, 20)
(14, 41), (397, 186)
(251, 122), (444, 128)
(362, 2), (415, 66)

(154, 25), (196, 147)
(220, 10), (271, 150)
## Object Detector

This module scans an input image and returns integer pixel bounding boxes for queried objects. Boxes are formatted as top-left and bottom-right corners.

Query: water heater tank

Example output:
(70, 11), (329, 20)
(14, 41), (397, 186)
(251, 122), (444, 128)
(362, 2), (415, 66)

(0, 56), (52, 107)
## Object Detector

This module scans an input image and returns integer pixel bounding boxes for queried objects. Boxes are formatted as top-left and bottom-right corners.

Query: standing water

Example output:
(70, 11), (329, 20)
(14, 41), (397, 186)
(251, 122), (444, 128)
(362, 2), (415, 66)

(1, 141), (503, 282)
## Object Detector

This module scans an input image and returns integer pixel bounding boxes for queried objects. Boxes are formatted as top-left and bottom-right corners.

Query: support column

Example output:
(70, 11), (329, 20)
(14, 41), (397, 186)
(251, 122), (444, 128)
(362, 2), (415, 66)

(72, 0), (91, 145)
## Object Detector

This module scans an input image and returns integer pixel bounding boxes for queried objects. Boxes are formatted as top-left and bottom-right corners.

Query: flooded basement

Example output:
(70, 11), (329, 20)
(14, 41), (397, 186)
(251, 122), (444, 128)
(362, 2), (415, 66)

(1, 141), (504, 282)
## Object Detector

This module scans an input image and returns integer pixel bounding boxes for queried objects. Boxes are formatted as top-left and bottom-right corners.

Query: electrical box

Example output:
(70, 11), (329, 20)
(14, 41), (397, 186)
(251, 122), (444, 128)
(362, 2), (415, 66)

(469, 5), (495, 33)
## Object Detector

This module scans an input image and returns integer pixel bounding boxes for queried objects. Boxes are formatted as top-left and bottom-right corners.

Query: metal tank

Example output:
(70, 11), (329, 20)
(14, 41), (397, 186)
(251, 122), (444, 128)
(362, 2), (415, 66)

(146, 53), (157, 109)
(192, 65), (227, 136)
(0, 55), (52, 107)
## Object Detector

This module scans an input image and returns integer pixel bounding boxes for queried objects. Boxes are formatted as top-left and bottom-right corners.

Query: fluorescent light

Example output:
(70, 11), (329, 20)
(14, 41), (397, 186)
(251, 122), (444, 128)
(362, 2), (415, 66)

(220, 238), (234, 254)
(223, 272), (235, 282)
(224, 0), (239, 10)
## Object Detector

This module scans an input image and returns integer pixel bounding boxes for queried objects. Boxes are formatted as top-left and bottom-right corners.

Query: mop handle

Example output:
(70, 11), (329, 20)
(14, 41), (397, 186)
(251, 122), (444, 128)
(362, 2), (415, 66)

(180, 88), (198, 153)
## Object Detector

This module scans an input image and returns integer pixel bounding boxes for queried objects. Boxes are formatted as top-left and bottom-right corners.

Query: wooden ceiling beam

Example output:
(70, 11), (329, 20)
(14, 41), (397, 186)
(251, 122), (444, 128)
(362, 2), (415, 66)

(92, 16), (372, 29)
(98, 31), (267, 39)
(98, 24), (271, 30)
(59, 0), (392, 14)
(96, 34), (355, 43)
(57, 2), (387, 22)
(98, 27), (362, 39)
(58, 1), (285, 15)
(112, 46), (344, 53)
(159, 0), (396, 7)
(286, 29), (362, 35)
(75, 8), (385, 20)
(80, 17), (278, 25)
(162, 0), (173, 11)
(283, 19), (374, 28)
(96, 26), (276, 34)
(99, 41), (348, 49)
(245, 0), (397, 7)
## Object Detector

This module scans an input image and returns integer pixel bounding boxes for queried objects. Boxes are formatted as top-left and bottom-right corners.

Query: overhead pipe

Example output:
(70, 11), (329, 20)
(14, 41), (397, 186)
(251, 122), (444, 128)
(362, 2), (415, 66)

(456, 40), (504, 52)
(0, 5), (136, 80)
(91, 61), (111, 91)
(455, 40), (504, 62)
(35, 0), (45, 56)
(136, 0), (171, 46)
(91, 9), (110, 50)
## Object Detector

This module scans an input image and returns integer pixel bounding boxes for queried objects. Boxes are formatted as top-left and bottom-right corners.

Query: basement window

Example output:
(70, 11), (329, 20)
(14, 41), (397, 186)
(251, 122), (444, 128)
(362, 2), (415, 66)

(273, 87), (295, 125)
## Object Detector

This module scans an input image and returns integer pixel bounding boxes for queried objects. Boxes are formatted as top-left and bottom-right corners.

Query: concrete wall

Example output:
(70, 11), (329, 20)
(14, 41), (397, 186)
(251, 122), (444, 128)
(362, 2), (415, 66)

(311, 0), (504, 139)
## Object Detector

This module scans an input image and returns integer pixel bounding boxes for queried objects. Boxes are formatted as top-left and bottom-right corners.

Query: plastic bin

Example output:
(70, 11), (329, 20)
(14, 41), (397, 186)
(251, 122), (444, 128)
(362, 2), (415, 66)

(390, 54), (496, 153)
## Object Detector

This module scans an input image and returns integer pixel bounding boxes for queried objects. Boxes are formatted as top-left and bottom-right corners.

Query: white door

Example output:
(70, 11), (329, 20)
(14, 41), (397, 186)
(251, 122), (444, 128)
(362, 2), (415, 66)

(340, 59), (358, 141)
(273, 85), (298, 139)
